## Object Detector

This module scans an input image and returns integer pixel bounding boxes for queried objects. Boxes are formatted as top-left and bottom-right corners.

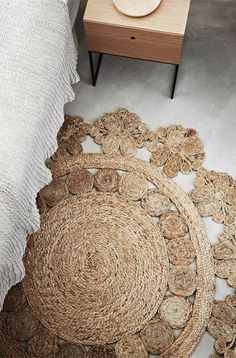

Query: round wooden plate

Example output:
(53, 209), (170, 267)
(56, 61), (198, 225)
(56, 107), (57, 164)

(113, 0), (162, 17)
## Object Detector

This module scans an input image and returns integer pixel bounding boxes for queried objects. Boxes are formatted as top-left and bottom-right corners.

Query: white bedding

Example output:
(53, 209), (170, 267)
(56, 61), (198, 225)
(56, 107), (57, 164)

(0, 0), (79, 309)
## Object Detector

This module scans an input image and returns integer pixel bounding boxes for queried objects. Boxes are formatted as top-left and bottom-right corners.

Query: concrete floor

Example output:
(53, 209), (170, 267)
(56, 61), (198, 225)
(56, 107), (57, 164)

(66, 1), (236, 357)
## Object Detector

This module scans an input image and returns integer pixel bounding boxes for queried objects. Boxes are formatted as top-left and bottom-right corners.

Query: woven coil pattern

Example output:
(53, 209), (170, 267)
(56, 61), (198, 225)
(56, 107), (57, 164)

(4, 110), (231, 358)
(23, 153), (215, 358)
(24, 193), (168, 344)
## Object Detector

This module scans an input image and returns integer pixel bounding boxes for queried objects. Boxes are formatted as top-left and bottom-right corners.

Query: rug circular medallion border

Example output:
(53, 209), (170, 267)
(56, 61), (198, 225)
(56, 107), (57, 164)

(1, 109), (236, 358)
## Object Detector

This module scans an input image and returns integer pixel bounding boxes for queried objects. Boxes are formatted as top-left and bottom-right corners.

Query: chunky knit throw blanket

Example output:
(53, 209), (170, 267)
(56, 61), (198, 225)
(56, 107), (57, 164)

(0, 0), (79, 309)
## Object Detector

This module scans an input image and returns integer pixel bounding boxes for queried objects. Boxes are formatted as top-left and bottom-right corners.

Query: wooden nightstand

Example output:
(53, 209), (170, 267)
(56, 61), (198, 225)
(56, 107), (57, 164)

(83, 0), (191, 98)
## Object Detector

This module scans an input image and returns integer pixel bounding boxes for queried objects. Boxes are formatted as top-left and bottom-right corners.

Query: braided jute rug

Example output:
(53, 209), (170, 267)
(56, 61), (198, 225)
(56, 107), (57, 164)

(1, 109), (236, 358)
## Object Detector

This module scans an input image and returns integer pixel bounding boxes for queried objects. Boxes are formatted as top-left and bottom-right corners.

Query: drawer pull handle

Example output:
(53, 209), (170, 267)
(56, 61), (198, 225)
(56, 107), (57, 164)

(130, 36), (136, 40)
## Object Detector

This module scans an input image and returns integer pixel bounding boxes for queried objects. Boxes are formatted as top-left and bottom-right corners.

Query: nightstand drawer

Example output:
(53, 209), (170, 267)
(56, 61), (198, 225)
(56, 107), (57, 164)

(84, 22), (183, 64)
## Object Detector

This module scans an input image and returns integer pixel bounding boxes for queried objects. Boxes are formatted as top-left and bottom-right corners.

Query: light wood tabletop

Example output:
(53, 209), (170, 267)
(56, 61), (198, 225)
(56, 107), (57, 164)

(84, 0), (191, 36)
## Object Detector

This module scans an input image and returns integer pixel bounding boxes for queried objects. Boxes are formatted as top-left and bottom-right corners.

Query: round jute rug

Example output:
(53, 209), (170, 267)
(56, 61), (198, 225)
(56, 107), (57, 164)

(1, 109), (235, 358)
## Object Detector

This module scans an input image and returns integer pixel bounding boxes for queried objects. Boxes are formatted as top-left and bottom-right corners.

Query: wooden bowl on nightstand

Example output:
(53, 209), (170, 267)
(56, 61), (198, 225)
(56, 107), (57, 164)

(113, 0), (162, 17)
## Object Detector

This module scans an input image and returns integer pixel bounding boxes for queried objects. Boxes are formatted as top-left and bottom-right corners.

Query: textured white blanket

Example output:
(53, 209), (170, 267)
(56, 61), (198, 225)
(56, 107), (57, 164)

(0, 0), (79, 309)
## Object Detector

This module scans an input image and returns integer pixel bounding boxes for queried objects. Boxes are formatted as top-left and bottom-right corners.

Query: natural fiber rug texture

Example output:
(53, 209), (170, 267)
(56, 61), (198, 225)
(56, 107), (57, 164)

(1, 109), (236, 358)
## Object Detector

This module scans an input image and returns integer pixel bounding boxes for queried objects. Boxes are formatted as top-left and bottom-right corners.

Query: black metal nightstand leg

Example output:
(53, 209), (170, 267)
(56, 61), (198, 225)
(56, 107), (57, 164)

(171, 64), (179, 99)
(88, 51), (103, 87)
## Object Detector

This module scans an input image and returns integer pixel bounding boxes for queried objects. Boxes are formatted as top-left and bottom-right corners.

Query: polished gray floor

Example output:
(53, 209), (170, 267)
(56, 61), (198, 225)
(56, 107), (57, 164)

(66, 1), (236, 356)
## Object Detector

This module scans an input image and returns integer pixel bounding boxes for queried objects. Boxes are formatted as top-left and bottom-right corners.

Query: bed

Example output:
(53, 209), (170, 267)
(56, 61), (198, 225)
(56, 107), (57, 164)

(0, 0), (79, 309)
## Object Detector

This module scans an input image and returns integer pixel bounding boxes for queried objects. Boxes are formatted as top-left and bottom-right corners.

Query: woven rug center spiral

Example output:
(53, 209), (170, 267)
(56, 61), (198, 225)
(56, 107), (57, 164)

(24, 192), (168, 344)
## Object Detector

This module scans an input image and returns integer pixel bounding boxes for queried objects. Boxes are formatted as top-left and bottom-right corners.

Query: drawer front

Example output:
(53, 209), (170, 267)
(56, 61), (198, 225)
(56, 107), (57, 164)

(84, 22), (183, 64)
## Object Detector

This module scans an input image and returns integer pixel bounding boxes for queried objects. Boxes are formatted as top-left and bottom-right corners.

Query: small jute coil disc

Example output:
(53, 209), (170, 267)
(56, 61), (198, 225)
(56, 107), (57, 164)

(228, 273), (236, 288)
(40, 178), (69, 207)
(226, 295), (236, 308)
(66, 169), (94, 194)
(159, 211), (188, 239)
(168, 266), (197, 297)
(7, 305), (38, 341)
(140, 319), (174, 355)
(36, 194), (47, 215)
(212, 301), (236, 326)
(58, 115), (84, 141)
(27, 328), (58, 357)
(51, 141), (68, 162)
(94, 169), (119, 192)
(56, 343), (86, 358)
(207, 317), (235, 342)
(167, 238), (196, 266)
(159, 296), (192, 328)
(87, 345), (116, 358)
(141, 189), (171, 216)
(213, 241), (236, 260)
(66, 134), (84, 155)
(3, 283), (26, 312)
(119, 173), (148, 200)
(115, 335), (148, 358)
(215, 259), (236, 279)
(214, 339), (227, 354)
(0, 317), (27, 358)
(24, 193), (168, 345)
(224, 349), (236, 358)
